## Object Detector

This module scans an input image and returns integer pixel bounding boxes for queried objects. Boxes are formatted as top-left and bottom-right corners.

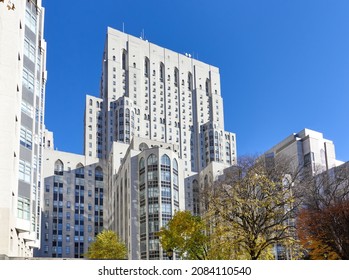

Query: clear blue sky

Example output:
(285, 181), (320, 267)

(43, 0), (349, 162)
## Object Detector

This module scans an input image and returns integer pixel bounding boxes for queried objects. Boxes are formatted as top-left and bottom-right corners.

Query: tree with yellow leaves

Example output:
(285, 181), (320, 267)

(85, 230), (127, 260)
(158, 210), (209, 260)
(206, 155), (302, 260)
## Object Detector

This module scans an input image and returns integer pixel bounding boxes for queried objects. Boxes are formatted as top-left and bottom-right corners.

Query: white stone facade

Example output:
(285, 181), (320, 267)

(99, 27), (237, 171)
(0, 0), (47, 258)
(265, 128), (341, 174)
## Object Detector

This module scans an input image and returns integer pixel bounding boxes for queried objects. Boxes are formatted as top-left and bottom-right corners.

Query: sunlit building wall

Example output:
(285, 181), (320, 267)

(0, 0), (47, 258)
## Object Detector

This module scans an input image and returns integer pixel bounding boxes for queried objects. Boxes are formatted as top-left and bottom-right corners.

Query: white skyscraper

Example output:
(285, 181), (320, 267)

(0, 0), (47, 258)
(94, 27), (237, 259)
(99, 28), (236, 171)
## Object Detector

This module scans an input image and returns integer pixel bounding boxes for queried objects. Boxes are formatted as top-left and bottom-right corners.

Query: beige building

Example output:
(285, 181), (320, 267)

(0, 0), (47, 258)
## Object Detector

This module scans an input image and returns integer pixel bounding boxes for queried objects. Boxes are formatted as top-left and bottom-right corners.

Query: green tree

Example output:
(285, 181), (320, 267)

(158, 211), (209, 260)
(85, 230), (127, 260)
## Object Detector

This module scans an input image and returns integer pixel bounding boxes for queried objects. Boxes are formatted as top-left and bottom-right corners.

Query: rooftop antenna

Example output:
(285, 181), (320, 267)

(140, 29), (145, 40)
(122, 22), (125, 33)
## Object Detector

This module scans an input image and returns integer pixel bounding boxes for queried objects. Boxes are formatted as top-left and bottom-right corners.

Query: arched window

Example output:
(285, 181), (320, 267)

(125, 108), (130, 118)
(95, 166), (103, 181)
(147, 154), (158, 166)
(161, 154), (171, 183)
(96, 101), (99, 108)
(75, 163), (84, 178)
(147, 154), (158, 183)
(89, 99), (93, 106)
(161, 154), (171, 167)
(54, 160), (64, 176)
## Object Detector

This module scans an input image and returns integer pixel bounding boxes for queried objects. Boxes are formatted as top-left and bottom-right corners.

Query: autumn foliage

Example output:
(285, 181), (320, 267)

(85, 230), (127, 260)
(297, 200), (349, 259)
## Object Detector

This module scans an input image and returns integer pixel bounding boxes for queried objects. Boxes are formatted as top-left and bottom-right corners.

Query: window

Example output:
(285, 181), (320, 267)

(174, 68), (179, 86)
(160, 63), (164, 81)
(95, 166), (103, 181)
(21, 100), (33, 118)
(24, 37), (35, 62)
(20, 126), (32, 150)
(188, 73), (193, 90)
(19, 160), (31, 183)
(122, 50), (127, 70)
(144, 57), (149, 77)
(17, 196), (30, 220)
(54, 160), (64, 176)
(147, 154), (158, 166)
(25, 9), (37, 33)
(22, 68), (34, 91)
(75, 164), (84, 178)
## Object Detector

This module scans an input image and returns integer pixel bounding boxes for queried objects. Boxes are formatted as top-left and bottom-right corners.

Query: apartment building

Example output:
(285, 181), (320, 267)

(0, 0), (47, 259)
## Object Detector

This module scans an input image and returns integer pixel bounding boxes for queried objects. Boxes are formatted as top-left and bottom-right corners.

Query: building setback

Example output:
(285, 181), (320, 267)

(0, 0), (47, 259)
(264, 128), (343, 175)
(95, 27), (237, 259)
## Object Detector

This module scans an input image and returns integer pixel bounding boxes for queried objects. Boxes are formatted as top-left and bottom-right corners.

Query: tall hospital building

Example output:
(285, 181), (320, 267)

(86, 27), (237, 259)
(0, 0), (47, 259)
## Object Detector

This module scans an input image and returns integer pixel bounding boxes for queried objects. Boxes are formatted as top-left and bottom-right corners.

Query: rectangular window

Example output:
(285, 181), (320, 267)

(20, 126), (32, 150)
(17, 196), (30, 220)
(21, 100), (34, 118)
(25, 9), (37, 33)
(19, 159), (31, 183)
(22, 68), (35, 92)
(24, 37), (36, 62)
